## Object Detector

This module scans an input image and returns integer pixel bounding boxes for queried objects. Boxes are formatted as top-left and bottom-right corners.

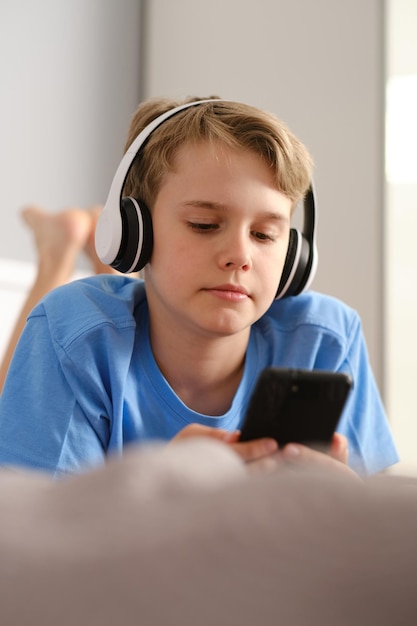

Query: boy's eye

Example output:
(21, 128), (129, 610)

(252, 230), (276, 242)
(188, 222), (218, 232)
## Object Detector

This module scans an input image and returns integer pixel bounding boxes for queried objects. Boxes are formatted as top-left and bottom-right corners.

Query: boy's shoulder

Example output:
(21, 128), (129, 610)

(28, 275), (147, 343)
(261, 290), (360, 337)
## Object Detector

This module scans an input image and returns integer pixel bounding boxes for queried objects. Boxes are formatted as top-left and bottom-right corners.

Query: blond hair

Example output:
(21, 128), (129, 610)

(123, 96), (313, 210)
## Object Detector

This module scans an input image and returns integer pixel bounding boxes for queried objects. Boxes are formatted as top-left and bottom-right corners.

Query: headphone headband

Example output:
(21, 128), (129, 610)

(95, 99), (318, 298)
(95, 100), (221, 265)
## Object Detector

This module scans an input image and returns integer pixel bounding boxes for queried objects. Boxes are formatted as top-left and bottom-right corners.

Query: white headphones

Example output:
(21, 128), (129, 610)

(95, 99), (318, 298)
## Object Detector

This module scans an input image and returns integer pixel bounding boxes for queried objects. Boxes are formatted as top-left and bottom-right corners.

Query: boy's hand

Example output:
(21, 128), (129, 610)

(280, 433), (360, 479)
(171, 424), (278, 463)
(172, 426), (357, 478)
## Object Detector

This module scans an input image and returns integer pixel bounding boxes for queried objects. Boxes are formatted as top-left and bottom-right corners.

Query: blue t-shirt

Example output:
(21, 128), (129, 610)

(0, 275), (398, 477)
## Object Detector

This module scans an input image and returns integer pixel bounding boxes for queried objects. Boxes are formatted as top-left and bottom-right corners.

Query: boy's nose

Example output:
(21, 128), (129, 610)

(219, 234), (252, 271)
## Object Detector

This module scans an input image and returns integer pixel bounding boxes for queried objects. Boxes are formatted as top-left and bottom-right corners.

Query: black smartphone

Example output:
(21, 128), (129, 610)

(240, 367), (352, 450)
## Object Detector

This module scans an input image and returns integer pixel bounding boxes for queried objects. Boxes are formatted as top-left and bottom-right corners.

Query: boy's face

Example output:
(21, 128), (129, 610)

(144, 140), (292, 339)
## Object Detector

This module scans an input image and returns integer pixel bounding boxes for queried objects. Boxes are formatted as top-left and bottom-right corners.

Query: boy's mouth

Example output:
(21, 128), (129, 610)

(204, 284), (250, 302)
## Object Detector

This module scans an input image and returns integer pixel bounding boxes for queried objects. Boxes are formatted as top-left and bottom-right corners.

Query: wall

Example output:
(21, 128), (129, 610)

(0, 0), (142, 268)
(384, 0), (417, 473)
(142, 0), (386, 389)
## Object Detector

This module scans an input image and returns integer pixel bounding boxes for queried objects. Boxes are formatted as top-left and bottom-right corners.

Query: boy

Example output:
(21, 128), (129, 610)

(0, 96), (398, 477)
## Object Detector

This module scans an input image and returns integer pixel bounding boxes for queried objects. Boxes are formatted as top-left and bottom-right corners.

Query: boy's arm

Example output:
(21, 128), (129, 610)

(336, 315), (399, 476)
(0, 311), (108, 476)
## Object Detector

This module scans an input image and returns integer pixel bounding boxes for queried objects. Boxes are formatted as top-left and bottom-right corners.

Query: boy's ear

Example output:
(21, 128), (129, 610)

(275, 185), (318, 299)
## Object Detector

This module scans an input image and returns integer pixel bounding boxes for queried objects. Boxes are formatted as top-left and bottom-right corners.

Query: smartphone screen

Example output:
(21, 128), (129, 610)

(239, 367), (352, 449)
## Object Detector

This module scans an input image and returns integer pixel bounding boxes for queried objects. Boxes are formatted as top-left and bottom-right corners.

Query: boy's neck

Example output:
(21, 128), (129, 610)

(149, 324), (249, 416)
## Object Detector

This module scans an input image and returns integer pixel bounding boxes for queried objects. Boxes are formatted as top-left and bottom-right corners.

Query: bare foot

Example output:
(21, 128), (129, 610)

(21, 205), (94, 285)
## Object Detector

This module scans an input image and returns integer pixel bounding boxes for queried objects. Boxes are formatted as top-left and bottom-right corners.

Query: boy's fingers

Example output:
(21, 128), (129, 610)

(281, 441), (360, 480)
(328, 433), (349, 464)
(171, 424), (240, 444)
(231, 438), (278, 462)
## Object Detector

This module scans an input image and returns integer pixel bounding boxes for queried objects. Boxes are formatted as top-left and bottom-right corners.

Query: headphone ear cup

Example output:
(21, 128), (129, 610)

(276, 228), (311, 299)
(111, 197), (153, 273)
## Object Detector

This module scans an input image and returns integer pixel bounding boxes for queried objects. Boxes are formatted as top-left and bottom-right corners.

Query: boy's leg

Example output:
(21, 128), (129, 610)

(0, 205), (116, 392)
